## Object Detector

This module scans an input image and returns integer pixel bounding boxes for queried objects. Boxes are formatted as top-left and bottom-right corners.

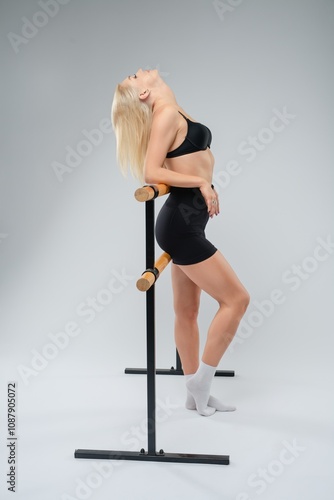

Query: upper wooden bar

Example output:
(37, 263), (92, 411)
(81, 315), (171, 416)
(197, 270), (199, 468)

(134, 184), (170, 202)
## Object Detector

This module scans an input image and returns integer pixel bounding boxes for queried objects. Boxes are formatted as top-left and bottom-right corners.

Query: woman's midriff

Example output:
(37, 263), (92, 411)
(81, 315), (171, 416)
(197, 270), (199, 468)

(164, 148), (214, 184)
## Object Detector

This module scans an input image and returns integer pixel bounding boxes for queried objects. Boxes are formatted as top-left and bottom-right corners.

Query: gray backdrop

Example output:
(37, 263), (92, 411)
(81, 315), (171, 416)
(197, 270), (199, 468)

(0, 1), (333, 499)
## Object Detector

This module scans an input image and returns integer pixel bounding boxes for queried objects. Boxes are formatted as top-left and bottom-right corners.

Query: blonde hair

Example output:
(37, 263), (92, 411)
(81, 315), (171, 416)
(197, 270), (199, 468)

(111, 83), (152, 182)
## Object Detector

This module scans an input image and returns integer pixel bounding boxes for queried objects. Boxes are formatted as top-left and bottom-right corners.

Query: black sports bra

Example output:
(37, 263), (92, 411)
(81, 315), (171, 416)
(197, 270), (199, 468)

(166, 112), (212, 158)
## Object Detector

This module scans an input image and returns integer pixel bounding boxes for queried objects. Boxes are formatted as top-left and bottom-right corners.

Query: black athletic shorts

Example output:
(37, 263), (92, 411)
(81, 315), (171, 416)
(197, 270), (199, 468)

(155, 187), (217, 265)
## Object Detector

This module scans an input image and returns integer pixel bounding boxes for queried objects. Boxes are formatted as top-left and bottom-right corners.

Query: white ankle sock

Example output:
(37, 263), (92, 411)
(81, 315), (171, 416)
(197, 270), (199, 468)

(185, 365), (236, 414)
(185, 362), (217, 416)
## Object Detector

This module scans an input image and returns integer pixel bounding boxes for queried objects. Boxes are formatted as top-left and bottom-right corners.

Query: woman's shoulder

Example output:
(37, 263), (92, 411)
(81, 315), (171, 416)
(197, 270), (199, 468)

(150, 105), (182, 137)
(146, 105), (181, 161)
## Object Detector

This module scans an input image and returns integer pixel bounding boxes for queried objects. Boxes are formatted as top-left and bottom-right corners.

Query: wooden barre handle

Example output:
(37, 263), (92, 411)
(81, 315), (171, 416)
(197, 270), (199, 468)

(136, 252), (172, 291)
(134, 184), (170, 202)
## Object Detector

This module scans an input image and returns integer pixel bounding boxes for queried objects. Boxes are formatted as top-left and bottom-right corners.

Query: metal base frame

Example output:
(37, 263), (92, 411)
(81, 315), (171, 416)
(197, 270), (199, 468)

(125, 350), (234, 376)
(74, 449), (229, 465)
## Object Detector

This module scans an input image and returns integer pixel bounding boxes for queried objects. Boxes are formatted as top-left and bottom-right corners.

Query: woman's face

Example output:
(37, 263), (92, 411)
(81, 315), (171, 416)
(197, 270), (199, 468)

(121, 68), (160, 90)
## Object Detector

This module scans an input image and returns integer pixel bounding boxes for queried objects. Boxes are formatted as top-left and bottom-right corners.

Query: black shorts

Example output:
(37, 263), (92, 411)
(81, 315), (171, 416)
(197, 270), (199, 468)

(155, 187), (217, 265)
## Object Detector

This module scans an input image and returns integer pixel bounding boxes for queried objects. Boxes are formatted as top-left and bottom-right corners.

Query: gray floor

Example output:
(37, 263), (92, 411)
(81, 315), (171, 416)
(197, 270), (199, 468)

(1, 367), (332, 500)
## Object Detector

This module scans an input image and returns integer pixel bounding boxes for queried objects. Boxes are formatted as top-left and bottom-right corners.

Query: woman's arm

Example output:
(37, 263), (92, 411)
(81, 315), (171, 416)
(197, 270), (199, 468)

(144, 106), (218, 216)
(144, 106), (208, 189)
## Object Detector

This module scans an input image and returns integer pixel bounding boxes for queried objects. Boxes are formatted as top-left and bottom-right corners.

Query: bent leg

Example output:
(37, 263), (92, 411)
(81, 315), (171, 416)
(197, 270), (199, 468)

(177, 250), (250, 366)
(177, 250), (250, 415)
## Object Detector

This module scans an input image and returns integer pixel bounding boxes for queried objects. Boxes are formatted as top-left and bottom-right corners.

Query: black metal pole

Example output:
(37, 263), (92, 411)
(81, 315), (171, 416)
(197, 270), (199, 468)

(145, 200), (156, 454)
(176, 349), (182, 371)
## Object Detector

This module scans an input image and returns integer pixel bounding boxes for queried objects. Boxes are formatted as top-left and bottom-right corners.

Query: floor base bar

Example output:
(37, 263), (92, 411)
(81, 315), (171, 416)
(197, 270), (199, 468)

(124, 367), (235, 377)
(74, 449), (229, 465)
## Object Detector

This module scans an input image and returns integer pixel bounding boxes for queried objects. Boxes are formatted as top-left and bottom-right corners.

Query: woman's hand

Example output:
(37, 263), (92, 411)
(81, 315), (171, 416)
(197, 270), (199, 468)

(199, 182), (220, 218)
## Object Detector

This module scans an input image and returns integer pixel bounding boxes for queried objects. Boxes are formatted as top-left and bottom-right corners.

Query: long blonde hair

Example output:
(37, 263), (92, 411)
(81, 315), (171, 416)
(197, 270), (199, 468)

(111, 84), (152, 182)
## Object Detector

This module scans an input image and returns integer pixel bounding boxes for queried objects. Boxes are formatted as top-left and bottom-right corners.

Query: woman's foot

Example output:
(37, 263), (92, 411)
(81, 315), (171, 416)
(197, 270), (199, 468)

(186, 392), (236, 412)
(185, 366), (236, 416)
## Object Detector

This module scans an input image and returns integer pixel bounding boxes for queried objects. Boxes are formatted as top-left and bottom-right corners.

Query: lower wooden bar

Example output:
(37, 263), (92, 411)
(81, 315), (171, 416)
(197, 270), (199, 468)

(74, 448), (229, 465)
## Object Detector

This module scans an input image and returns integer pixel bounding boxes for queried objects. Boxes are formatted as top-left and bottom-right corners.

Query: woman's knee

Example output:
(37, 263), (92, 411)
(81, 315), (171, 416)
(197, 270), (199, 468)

(174, 302), (200, 324)
(219, 288), (250, 314)
(241, 288), (251, 307)
(235, 289), (250, 314)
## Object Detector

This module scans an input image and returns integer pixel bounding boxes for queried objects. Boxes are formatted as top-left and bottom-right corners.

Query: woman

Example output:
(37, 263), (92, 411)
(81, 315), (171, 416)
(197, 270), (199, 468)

(112, 68), (250, 416)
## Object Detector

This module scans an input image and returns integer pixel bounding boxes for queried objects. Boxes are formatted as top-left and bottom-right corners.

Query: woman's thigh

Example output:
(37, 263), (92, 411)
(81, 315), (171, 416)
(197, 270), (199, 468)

(176, 250), (249, 306)
(171, 263), (201, 317)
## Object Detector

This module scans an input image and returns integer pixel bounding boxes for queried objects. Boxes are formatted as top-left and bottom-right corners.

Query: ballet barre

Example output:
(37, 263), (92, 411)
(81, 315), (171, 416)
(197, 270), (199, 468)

(128, 183), (234, 378)
(74, 183), (231, 465)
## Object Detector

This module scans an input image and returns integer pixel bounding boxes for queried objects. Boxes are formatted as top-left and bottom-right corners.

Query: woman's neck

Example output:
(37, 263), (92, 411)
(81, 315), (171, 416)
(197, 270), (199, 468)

(149, 80), (178, 113)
